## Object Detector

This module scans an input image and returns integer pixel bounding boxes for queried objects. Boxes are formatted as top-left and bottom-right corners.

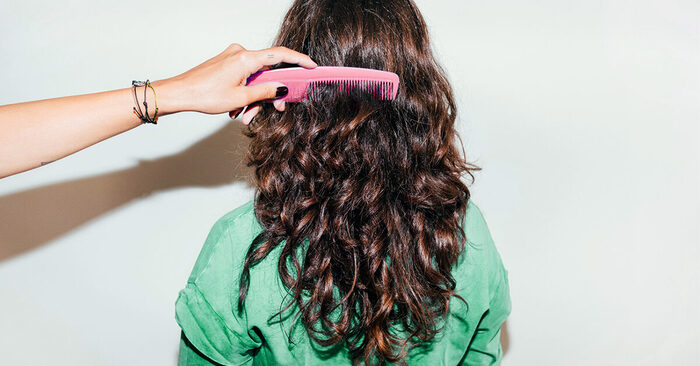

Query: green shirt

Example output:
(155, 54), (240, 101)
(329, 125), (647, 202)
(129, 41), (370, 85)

(175, 199), (511, 365)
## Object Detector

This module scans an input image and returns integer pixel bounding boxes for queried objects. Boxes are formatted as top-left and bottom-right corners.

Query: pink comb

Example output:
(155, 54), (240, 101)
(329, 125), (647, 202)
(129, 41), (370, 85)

(246, 66), (400, 102)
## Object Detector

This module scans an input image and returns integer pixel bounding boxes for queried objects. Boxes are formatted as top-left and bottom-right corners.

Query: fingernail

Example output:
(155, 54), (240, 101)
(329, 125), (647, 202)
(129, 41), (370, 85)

(276, 86), (289, 97)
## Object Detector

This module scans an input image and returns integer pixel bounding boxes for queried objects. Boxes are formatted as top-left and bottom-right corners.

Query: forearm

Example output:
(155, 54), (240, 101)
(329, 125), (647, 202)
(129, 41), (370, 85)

(0, 78), (183, 178)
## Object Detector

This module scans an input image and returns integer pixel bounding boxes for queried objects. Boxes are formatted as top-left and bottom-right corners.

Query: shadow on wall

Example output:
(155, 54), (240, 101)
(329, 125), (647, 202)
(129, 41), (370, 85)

(0, 121), (254, 261)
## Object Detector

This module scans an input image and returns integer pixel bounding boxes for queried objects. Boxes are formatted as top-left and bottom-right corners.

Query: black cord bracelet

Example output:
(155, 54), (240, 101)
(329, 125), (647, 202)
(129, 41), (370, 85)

(131, 80), (159, 124)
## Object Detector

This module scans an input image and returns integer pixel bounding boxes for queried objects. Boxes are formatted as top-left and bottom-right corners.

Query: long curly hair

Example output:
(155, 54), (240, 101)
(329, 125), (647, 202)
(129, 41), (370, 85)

(239, 0), (480, 364)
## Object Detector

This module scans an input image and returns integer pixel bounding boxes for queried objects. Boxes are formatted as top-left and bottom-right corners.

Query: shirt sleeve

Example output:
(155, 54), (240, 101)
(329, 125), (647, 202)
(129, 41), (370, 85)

(463, 266), (512, 365)
(175, 209), (262, 366)
(178, 331), (224, 366)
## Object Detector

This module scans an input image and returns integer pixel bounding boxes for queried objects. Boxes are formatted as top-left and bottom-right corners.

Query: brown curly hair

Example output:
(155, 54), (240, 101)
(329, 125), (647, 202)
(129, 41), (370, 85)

(238, 0), (480, 364)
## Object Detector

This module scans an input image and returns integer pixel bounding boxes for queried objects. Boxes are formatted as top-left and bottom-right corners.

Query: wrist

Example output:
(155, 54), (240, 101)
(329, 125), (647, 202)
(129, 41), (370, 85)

(149, 78), (189, 116)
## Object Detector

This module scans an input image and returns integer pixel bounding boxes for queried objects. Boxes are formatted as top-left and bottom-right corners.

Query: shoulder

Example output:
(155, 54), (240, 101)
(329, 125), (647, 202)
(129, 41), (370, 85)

(456, 199), (509, 300)
(463, 199), (494, 247)
(463, 199), (499, 261)
(210, 198), (260, 238)
(175, 199), (264, 364)
(187, 199), (262, 284)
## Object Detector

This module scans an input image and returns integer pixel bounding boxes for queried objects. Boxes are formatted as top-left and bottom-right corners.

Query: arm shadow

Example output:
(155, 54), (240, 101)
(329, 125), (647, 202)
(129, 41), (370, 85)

(501, 320), (510, 356)
(0, 121), (254, 261)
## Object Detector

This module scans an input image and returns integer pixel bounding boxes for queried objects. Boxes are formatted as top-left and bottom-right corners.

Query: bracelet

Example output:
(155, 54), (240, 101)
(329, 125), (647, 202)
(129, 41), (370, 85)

(131, 79), (159, 124)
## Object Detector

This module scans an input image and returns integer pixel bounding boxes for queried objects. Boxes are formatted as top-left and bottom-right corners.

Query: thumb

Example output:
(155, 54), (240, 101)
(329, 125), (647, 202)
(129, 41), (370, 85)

(242, 82), (289, 106)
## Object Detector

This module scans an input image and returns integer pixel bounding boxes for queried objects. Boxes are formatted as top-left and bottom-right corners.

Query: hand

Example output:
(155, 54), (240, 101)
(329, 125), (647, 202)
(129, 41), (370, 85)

(161, 43), (317, 123)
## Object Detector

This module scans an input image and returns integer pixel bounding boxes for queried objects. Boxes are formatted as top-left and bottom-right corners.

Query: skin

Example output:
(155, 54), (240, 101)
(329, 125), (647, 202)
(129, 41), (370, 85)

(0, 43), (314, 178)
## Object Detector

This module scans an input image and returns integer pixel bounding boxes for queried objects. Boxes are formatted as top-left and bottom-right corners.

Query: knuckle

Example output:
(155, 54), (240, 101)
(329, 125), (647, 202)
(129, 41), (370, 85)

(234, 51), (250, 64)
(227, 43), (244, 52)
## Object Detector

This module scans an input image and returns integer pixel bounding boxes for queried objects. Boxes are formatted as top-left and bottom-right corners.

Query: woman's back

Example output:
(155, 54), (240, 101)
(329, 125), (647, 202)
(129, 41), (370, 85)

(176, 0), (511, 364)
(175, 199), (510, 365)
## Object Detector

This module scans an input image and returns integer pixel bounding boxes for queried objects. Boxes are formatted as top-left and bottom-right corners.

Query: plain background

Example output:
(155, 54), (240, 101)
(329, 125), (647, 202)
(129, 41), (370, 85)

(0, 0), (697, 365)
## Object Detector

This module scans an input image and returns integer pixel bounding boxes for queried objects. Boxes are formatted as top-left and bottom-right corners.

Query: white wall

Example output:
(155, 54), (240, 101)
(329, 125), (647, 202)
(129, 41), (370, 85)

(0, 1), (697, 365)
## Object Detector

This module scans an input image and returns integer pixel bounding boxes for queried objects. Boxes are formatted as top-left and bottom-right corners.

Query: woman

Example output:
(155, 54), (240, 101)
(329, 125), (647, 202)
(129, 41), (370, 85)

(175, 0), (511, 365)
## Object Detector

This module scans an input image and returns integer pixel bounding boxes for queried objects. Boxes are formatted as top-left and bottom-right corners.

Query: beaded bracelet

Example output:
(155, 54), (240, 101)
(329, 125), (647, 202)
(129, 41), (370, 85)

(131, 79), (159, 124)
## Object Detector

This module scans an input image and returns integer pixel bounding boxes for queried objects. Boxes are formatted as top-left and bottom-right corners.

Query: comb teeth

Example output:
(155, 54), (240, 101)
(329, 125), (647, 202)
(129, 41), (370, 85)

(308, 80), (395, 100)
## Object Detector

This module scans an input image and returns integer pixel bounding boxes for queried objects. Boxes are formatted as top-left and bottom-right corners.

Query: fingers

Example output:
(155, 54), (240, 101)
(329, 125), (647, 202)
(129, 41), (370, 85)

(241, 103), (261, 125)
(225, 44), (303, 121)
(252, 46), (318, 69)
(241, 82), (289, 107)
(231, 99), (285, 123)
(273, 99), (286, 112)
(229, 108), (243, 119)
